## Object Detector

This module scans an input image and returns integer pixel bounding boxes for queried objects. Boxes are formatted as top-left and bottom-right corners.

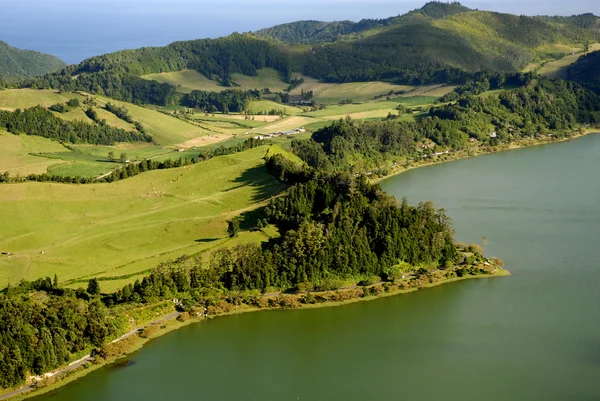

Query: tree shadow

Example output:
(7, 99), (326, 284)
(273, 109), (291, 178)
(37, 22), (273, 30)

(231, 165), (285, 203)
(194, 238), (220, 243)
(237, 207), (268, 231)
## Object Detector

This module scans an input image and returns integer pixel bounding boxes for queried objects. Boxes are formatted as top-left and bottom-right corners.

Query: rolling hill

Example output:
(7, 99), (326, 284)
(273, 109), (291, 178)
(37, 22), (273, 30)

(0, 41), (66, 78)
(19, 2), (600, 107)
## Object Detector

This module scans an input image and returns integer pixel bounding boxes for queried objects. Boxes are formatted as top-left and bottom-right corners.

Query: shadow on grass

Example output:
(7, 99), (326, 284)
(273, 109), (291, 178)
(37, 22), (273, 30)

(231, 165), (286, 203)
(237, 207), (268, 231)
(194, 238), (220, 243)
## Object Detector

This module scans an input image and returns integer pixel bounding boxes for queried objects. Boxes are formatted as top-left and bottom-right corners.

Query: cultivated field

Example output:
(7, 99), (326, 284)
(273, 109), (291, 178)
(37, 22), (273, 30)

(0, 146), (285, 289)
(0, 89), (85, 110)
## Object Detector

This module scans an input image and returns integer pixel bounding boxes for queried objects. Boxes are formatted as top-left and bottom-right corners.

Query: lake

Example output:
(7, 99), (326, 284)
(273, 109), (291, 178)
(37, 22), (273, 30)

(32, 135), (600, 400)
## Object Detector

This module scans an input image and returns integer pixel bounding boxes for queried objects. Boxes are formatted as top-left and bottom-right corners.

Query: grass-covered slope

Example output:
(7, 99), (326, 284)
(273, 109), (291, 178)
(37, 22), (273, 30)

(0, 41), (66, 78)
(0, 146), (284, 289)
(18, 2), (600, 101)
(254, 1), (471, 44)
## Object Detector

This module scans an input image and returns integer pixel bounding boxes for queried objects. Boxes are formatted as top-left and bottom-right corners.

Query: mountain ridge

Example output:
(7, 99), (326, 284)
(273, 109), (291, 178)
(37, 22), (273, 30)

(0, 41), (66, 78)
(20, 2), (600, 105)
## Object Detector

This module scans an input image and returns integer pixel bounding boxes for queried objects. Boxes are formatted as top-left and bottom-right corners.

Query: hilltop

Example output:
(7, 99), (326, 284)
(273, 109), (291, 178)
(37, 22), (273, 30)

(18, 2), (600, 106)
(0, 41), (66, 78)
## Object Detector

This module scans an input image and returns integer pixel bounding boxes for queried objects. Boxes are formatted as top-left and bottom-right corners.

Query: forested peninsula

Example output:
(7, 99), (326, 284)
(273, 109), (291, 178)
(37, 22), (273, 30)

(0, 168), (505, 390)
(3, 2), (600, 398)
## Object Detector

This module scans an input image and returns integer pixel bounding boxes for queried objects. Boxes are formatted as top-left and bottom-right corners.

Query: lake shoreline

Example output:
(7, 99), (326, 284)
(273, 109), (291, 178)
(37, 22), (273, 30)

(372, 129), (599, 184)
(3, 266), (509, 401)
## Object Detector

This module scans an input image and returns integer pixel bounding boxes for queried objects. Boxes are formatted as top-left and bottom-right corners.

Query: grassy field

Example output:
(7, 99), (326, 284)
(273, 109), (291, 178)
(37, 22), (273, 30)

(231, 68), (289, 92)
(247, 99), (304, 115)
(538, 44), (600, 79)
(143, 68), (290, 94)
(0, 89), (85, 110)
(0, 146), (285, 289)
(303, 100), (400, 119)
(251, 116), (318, 134)
(291, 76), (412, 104)
(142, 70), (226, 93)
(0, 131), (69, 175)
(141, 68), (452, 105)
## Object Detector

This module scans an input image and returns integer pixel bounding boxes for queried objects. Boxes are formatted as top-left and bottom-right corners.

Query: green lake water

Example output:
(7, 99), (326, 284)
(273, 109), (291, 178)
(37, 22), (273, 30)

(34, 135), (600, 401)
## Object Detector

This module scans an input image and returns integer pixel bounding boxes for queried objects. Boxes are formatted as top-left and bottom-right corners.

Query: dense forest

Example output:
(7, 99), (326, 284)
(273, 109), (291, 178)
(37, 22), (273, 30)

(0, 278), (126, 388)
(1, 170), (465, 388)
(22, 34), (291, 105)
(289, 75), (600, 171)
(183, 89), (256, 112)
(0, 41), (65, 78)
(0, 106), (152, 145)
(568, 50), (600, 94)
(104, 173), (457, 302)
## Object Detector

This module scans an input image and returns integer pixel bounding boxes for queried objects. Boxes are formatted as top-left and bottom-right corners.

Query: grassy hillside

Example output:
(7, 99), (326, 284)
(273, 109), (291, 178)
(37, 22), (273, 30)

(22, 3), (600, 106)
(0, 146), (284, 289)
(0, 131), (69, 176)
(254, 1), (471, 44)
(0, 41), (65, 78)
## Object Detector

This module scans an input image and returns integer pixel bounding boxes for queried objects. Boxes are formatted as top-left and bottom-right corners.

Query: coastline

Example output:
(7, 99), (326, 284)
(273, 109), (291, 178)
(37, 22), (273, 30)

(1, 265), (509, 401)
(372, 129), (598, 184)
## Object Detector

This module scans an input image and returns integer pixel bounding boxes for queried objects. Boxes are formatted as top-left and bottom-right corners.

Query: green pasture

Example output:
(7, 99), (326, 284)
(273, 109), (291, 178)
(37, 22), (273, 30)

(0, 146), (285, 289)
(0, 131), (69, 176)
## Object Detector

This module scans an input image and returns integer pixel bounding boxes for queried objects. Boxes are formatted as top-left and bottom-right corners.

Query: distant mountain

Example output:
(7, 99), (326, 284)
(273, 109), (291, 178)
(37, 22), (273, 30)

(254, 1), (471, 44)
(0, 41), (66, 78)
(568, 50), (600, 94)
(22, 2), (600, 105)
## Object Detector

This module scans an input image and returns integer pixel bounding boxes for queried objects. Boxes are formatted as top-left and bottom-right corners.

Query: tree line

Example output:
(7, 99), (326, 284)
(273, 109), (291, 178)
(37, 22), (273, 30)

(0, 138), (268, 185)
(568, 50), (600, 95)
(0, 277), (127, 388)
(0, 106), (152, 145)
(289, 74), (600, 172)
(183, 89), (256, 113)
(104, 172), (457, 306)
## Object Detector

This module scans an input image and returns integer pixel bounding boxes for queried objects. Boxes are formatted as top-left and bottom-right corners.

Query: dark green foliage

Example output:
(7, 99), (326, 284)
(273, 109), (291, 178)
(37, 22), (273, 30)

(534, 13), (600, 30)
(87, 279), (101, 295)
(296, 75), (600, 171)
(104, 174), (456, 298)
(0, 40), (66, 78)
(568, 50), (600, 94)
(0, 106), (151, 145)
(255, 20), (366, 44)
(23, 34), (291, 106)
(48, 102), (69, 113)
(67, 98), (80, 108)
(255, 2), (471, 45)
(0, 279), (124, 388)
(197, 137), (267, 161)
(29, 71), (179, 106)
(105, 102), (133, 123)
(17, 7), (599, 104)
(227, 219), (240, 238)
(183, 89), (254, 113)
